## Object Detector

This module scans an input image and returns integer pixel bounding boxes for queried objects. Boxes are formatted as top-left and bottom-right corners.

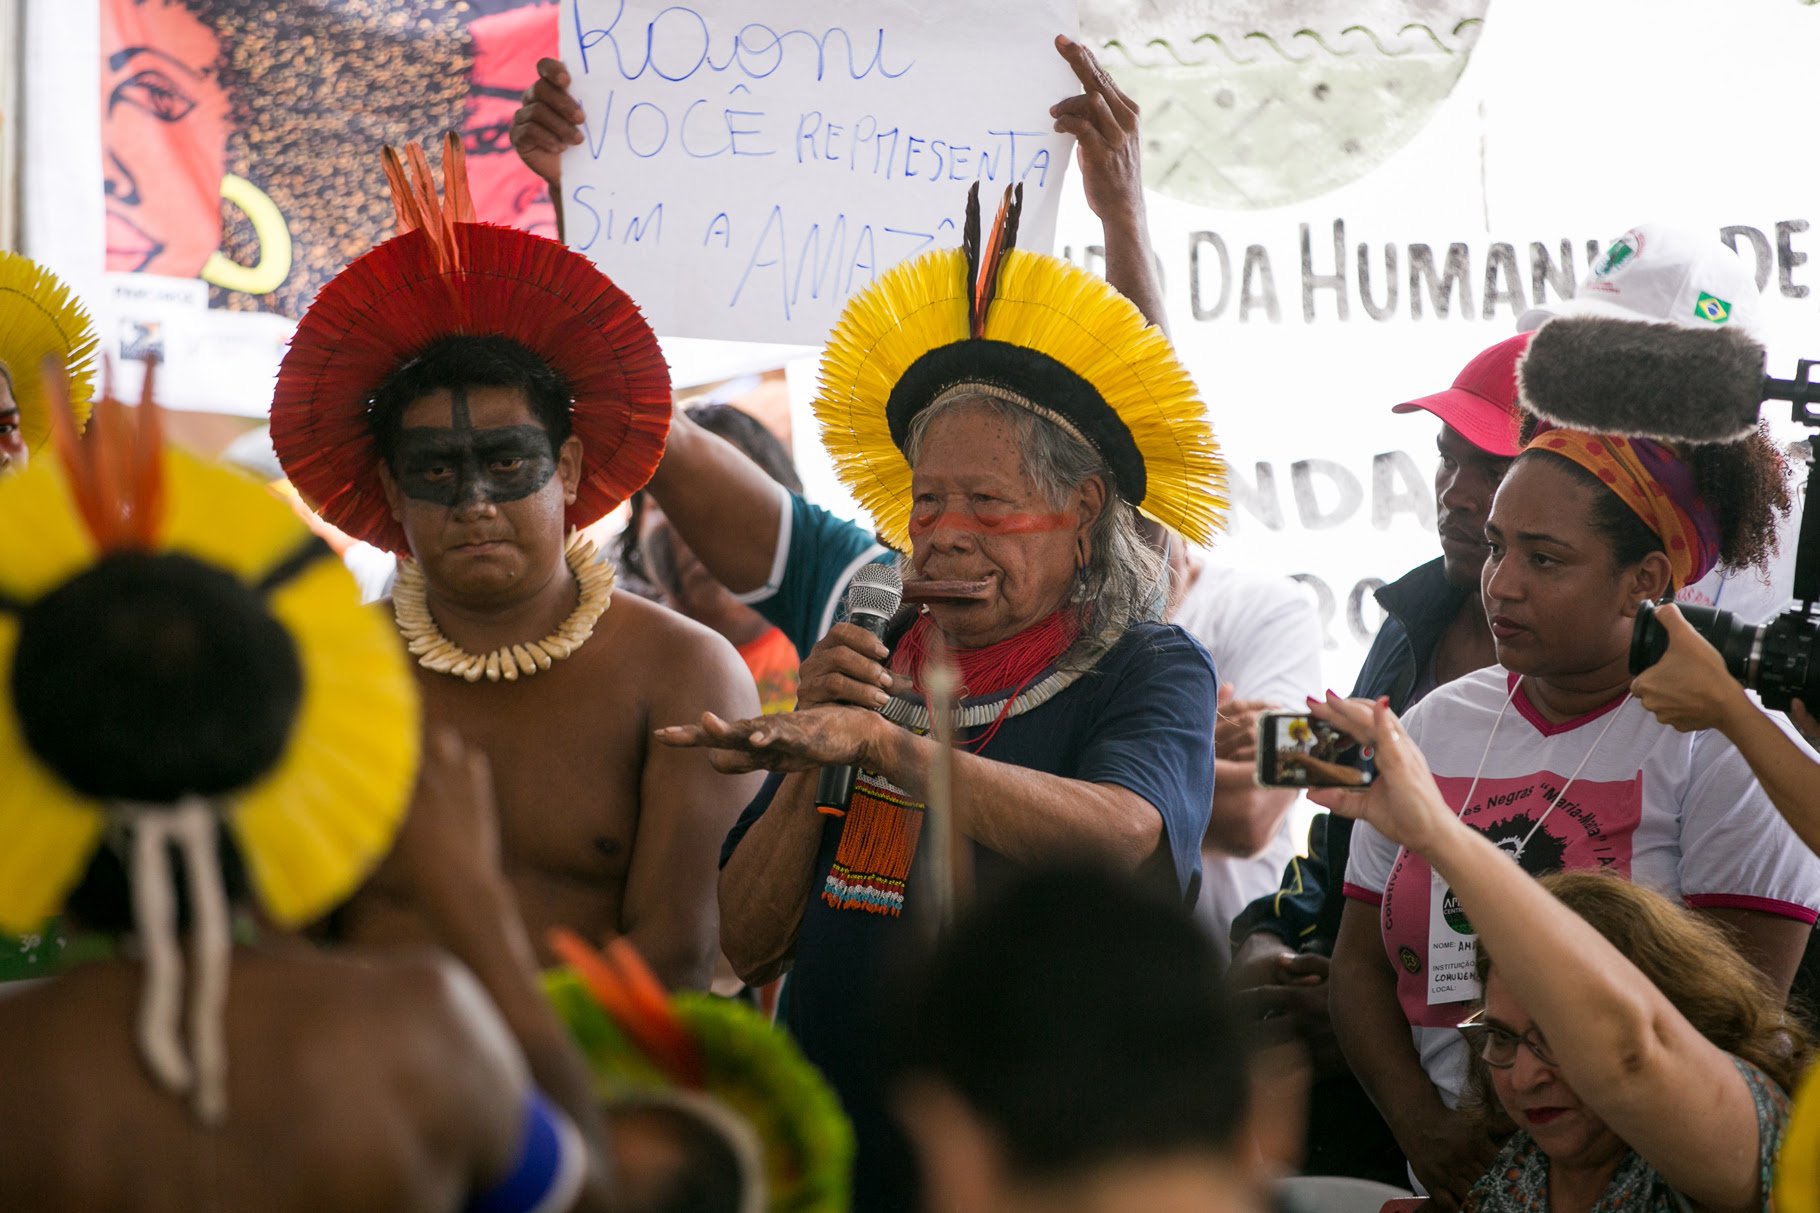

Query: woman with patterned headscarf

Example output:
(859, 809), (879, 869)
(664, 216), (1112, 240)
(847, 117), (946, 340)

(1331, 406), (1820, 1204)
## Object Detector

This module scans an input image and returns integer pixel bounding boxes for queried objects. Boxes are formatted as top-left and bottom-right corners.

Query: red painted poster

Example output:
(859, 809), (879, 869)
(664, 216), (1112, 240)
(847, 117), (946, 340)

(98, 0), (559, 402)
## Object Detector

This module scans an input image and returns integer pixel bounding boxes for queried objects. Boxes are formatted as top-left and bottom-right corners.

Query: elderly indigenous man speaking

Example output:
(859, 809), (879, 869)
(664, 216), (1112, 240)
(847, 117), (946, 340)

(271, 141), (761, 988)
(660, 186), (1227, 1208)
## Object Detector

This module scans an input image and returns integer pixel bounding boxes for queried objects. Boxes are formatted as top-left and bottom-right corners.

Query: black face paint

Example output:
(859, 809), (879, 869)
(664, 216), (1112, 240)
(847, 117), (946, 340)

(392, 385), (558, 508)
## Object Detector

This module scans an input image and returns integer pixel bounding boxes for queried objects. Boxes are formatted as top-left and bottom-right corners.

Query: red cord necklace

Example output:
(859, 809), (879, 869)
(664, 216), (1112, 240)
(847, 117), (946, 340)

(891, 610), (1081, 749)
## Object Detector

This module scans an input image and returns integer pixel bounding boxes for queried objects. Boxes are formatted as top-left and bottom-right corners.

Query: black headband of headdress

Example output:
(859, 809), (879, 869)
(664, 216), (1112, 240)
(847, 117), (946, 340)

(881, 183), (1148, 506)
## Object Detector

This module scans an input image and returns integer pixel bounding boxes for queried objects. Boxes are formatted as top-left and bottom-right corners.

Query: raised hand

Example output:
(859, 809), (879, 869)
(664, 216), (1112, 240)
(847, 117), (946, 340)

(511, 57), (585, 188)
(1306, 694), (1456, 857)
(1048, 33), (1167, 332)
(385, 726), (505, 923)
(1050, 35), (1144, 227)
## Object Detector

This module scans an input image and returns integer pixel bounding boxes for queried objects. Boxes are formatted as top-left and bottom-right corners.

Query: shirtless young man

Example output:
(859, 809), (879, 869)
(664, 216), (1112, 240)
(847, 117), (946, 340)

(270, 147), (762, 989)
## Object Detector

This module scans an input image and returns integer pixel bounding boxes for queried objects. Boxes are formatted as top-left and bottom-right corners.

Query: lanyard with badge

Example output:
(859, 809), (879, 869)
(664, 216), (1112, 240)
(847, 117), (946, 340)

(1426, 678), (1633, 1005)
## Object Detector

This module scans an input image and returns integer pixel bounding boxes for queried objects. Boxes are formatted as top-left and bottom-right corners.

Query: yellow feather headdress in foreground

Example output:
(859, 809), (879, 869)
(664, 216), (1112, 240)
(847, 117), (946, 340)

(814, 185), (1226, 552)
(0, 251), (97, 454)
(0, 370), (419, 1124)
(0, 374), (418, 934)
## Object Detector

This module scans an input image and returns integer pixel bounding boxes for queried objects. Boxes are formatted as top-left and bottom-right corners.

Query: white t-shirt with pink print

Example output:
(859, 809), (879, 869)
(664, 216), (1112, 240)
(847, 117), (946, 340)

(1344, 666), (1820, 1107)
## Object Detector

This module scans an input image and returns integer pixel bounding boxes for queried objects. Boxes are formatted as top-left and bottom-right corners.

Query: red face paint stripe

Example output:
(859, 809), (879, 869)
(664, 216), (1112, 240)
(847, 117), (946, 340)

(906, 511), (1075, 536)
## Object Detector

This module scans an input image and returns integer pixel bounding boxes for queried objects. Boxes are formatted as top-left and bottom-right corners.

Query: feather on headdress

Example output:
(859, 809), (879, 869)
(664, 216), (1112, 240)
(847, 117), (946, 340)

(0, 369), (418, 1122)
(547, 931), (854, 1212)
(0, 252), (98, 454)
(814, 184), (1225, 551)
(271, 134), (672, 554)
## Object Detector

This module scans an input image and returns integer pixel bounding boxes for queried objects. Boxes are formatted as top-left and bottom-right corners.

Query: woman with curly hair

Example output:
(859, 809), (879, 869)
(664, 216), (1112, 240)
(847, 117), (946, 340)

(1327, 419), (1820, 1205)
(1311, 689), (1810, 1211)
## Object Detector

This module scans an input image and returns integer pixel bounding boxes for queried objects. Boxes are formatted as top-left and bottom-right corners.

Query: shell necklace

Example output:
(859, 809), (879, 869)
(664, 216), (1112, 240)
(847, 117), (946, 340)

(393, 532), (614, 682)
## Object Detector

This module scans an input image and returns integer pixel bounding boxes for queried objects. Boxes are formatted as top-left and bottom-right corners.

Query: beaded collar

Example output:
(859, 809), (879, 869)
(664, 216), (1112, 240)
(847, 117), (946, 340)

(879, 628), (1118, 732)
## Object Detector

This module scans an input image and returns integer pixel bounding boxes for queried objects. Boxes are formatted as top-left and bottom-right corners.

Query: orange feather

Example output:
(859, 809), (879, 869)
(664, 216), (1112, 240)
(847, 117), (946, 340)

(48, 358), (166, 551)
(406, 144), (442, 234)
(549, 929), (706, 1088)
(552, 928), (648, 1037)
(381, 146), (414, 235)
(128, 362), (165, 546)
(971, 185), (1015, 338)
(380, 136), (479, 279)
(47, 360), (108, 543)
(600, 938), (705, 1087)
(440, 132), (476, 226)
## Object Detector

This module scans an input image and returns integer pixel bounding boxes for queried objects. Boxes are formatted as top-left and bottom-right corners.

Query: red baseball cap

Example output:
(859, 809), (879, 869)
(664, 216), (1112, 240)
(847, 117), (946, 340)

(1391, 332), (1531, 458)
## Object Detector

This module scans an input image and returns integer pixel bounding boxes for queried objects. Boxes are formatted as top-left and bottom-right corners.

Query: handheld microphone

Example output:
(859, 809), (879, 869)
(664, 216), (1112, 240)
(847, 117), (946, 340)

(1517, 315), (1768, 444)
(815, 561), (905, 817)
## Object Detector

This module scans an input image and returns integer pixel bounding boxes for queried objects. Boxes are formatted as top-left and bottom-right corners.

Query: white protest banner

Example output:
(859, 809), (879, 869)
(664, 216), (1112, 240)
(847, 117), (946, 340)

(1042, 0), (1819, 690)
(558, 0), (1079, 343)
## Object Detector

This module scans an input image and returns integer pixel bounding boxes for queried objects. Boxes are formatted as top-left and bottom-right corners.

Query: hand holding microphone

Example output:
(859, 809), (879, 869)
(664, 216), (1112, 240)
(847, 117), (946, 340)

(807, 563), (904, 815)
(651, 565), (904, 785)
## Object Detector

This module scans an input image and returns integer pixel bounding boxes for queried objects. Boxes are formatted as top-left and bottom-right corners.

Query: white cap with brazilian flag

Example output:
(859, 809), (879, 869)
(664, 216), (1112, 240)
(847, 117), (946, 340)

(1517, 223), (1763, 340)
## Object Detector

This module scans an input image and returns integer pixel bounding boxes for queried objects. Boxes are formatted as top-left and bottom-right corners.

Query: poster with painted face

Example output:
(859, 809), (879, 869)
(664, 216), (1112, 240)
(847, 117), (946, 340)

(462, 4), (561, 238)
(94, 0), (559, 409)
(101, 0), (233, 280)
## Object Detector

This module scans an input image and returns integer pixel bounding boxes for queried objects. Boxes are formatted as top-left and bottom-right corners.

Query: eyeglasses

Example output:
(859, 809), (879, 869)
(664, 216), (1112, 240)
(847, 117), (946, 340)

(1458, 1008), (1556, 1070)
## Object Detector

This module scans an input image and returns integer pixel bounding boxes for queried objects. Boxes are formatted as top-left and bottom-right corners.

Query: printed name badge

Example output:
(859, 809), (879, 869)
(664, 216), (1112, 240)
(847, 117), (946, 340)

(1427, 868), (1481, 1005)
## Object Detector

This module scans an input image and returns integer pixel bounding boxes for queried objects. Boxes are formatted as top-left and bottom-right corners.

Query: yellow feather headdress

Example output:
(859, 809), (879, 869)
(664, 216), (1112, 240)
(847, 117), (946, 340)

(0, 372), (418, 934)
(0, 369), (420, 1124)
(0, 251), (98, 453)
(813, 185), (1226, 552)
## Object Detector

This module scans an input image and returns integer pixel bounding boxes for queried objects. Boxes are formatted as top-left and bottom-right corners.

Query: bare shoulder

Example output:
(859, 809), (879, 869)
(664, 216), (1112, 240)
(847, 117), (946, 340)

(352, 952), (528, 1083)
(597, 592), (758, 700)
(225, 951), (528, 1117)
(0, 951), (528, 1210)
(317, 953), (529, 1165)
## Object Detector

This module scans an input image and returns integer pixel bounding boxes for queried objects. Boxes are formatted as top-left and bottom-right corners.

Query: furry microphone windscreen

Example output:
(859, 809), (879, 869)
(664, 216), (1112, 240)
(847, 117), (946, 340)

(1517, 316), (1767, 444)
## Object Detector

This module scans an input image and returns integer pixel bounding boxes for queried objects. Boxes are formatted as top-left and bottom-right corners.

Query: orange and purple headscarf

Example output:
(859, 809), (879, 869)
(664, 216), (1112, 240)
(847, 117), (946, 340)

(1525, 425), (1720, 588)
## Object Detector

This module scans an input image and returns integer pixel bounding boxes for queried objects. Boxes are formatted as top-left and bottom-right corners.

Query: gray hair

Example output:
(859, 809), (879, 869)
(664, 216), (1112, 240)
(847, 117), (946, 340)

(903, 393), (1166, 643)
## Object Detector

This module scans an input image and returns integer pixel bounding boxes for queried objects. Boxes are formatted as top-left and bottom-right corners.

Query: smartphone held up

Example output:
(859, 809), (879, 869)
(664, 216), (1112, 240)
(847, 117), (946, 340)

(1254, 710), (1374, 789)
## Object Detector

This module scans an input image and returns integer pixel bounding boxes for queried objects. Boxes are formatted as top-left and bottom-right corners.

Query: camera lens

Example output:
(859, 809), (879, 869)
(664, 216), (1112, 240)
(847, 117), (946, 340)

(1631, 600), (1820, 711)
(1629, 601), (1758, 684)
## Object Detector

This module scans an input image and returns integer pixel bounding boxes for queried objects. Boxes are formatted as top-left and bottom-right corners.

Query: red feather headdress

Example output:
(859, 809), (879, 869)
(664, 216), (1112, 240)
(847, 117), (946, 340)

(270, 135), (671, 554)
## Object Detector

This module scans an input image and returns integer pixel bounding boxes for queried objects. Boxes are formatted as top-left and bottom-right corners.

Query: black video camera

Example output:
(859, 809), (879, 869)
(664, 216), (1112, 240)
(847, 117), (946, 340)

(1630, 600), (1820, 711)
(1627, 358), (1820, 712)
